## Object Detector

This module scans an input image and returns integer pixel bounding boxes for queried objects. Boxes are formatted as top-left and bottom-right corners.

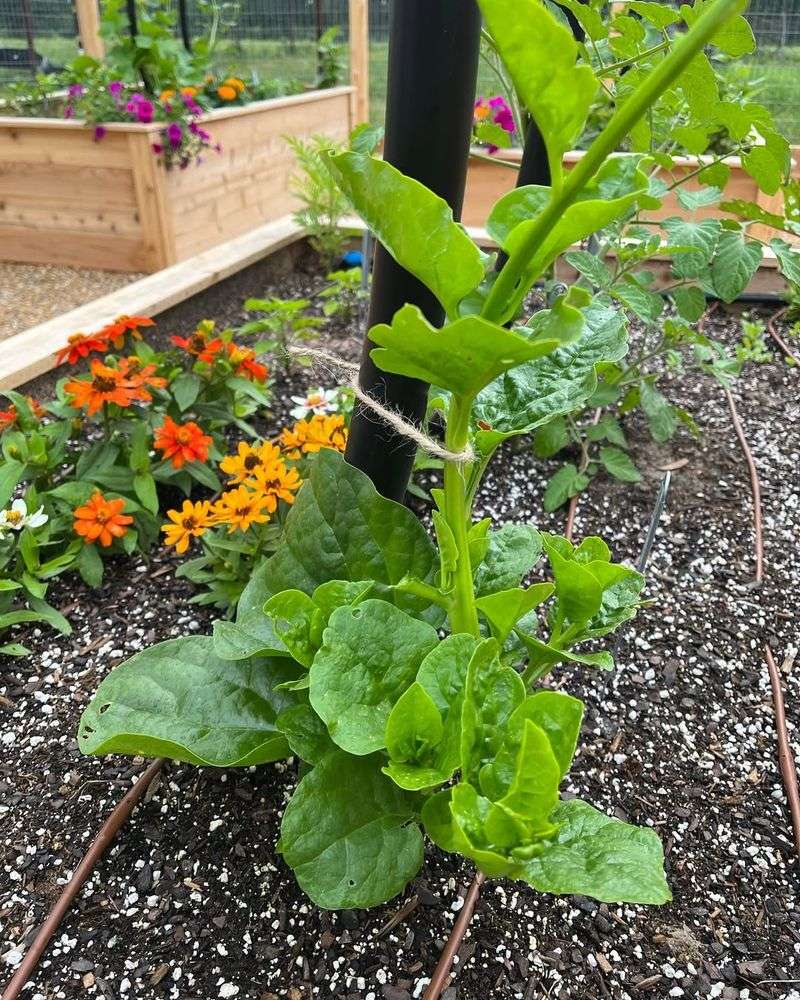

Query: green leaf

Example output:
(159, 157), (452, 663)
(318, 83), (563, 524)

(640, 381), (677, 443)
(77, 542), (104, 589)
(522, 798), (671, 904)
(676, 186), (722, 211)
(661, 217), (721, 278)
(246, 450), (442, 625)
(710, 232), (762, 302)
(678, 53), (719, 118)
(610, 282), (663, 324)
(133, 472), (159, 515)
(533, 417), (570, 459)
(475, 121), (512, 149)
(771, 238), (800, 286)
(543, 464), (589, 513)
(600, 446), (642, 483)
(279, 750), (424, 909)
(627, 1), (680, 28)
(212, 613), (288, 660)
(369, 305), (564, 398)
(488, 157), (650, 273)
(325, 151), (483, 316)
(680, 0), (754, 57)
(672, 285), (706, 323)
(186, 460), (221, 492)
(27, 597), (72, 636)
(474, 524), (543, 596)
(474, 304), (628, 444)
(487, 719), (561, 840)
(385, 682), (443, 762)
(349, 121), (384, 154)
(721, 198), (785, 231)
(264, 590), (322, 668)
(475, 583), (554, 643)
(78, 637), (298, 766)
(170, 372), (202, 412)
(479, 0), (597, 180)
(517, 631), (615, 674)
(0, 459), (24, 508)
(309, 599), (438, 755)
(0, 642), (30, 657)
(564, 250), (612, 290)
(416, 632), (477, 715)
(275, 703), (336, 764)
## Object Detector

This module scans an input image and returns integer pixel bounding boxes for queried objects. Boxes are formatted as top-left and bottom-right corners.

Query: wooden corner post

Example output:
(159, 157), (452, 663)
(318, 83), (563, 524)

(348, 0), (369, 125)
(75, 0), (105, 59)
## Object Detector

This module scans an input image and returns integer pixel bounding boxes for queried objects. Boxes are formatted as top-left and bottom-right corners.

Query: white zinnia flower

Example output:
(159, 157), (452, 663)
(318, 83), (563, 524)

(289, 388), (339, 420)
(0, 499), (48, 532)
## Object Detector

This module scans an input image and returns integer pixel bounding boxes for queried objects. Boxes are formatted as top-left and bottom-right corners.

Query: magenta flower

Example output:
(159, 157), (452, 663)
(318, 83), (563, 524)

(134, 100), (154, 124)
(93, 125), (107, 142)
(181, 93), (201, 115)
(152, 142), (163, 154)
(166, 122), (183, 148)
(67, 83), (84, 99)
(108, 80), (123, 99)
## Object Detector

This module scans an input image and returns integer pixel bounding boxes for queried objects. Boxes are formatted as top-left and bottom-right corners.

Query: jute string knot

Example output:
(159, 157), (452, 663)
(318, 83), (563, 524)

(290, 346), (475, 464)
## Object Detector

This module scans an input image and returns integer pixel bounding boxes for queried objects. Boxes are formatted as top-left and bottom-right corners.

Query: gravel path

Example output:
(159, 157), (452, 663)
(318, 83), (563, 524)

(0, 264), (144, 341)
(1, 292), (798, 1000)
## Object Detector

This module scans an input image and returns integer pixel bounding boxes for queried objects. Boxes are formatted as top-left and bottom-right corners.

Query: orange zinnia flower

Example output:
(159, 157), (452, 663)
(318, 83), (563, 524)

(181, 85), (199, 97)
(65, 360), (140, 415)
(172, 331), (209, 356)
(0, 405), (17, 431)
(248, 459), (302, 510)
(159, 88), (176, 102)
(217, 84), (237, 101)
(73, 491), (134, 547)
(227, 344), (268, 383)
(161, 499), (212, 554)
(223, 77), (245, 94)
(198, 338), (227, 363)
(280, 414), (348, 457)
(117, 357), (167, 400)
(102, 315), (155, 349)
(154, 416), (212, 469)
(56, 331), (109, 366)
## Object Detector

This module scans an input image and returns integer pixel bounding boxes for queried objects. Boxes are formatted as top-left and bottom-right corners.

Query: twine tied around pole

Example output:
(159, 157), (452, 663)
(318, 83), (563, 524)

(290, 347), (475, 465)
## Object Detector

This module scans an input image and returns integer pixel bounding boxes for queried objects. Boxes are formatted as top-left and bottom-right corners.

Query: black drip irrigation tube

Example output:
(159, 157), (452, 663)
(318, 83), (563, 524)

(344, 0), (482, 501)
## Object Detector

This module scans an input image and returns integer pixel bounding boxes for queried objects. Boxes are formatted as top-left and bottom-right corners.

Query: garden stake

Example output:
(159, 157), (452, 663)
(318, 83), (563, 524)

(345, 0), (481, 501)
(764, 645), (800, 859)
(1, 758), (165, 1000)
(723, 386), (764, 585)
(423, 871), (486, 1000)
(766, 307), (800, 367)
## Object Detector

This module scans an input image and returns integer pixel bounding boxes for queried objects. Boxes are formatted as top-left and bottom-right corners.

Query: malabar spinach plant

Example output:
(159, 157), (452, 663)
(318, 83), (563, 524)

(79, 0), (749, 912)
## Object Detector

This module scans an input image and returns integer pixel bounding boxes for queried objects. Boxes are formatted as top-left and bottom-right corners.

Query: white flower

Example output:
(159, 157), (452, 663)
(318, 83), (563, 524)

(289, 388), (339, 420)
(0, 499), (48, 532)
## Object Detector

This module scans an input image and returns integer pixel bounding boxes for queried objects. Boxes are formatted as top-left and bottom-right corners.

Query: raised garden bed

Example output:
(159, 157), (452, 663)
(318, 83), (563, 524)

(1, 251), (798, 998)
(0, 87), (354, 273)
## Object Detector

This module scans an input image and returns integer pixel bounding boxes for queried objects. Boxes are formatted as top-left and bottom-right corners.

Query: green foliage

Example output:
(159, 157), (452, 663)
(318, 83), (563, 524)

(287, 134), (351, 270)
(239, 296), (324, 374)
(80, 0), (780, 922)
(316, 25), (345, 90)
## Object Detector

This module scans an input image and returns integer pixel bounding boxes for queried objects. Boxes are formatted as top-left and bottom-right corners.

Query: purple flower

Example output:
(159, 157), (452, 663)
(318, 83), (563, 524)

(494, 108), (515, 135)
(67, 83), (84, 98)
(134, 99), (154, 124)
(93, 124), (107, 142)
(166, 122), (183, 148)
(488, 95), (507, 110)
(63, 104), (75, 119)
(181, 93), (201, 115)
(108, 80), (123, 99)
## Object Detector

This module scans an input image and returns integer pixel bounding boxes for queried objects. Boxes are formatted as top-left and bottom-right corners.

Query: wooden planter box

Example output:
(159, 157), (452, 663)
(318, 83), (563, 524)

(0, 86), (354, 273)
(463, 147), (799, 247)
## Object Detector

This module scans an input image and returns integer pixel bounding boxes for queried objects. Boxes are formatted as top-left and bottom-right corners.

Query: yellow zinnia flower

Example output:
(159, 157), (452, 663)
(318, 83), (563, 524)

(161, 500), (212, 554)
(280, 414), (348, 458)
(248, 459), (302, 508)
(211, 486), (272, 533)
(220, 441), (283, 485)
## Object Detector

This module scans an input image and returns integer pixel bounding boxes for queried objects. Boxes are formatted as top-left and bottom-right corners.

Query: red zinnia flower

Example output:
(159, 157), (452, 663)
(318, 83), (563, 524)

(73, 491), (134, 547)
(154, 416), (212, 469)
(56, 331), (110, 366)
(65, 360), (141, 415)
(101, 315), (155, 349)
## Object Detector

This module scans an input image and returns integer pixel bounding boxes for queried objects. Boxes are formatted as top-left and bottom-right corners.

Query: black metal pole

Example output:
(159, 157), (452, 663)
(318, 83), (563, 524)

(21, 0), (37, 77)
(344, 0), (482, 502)
(178, 0), (192, 52)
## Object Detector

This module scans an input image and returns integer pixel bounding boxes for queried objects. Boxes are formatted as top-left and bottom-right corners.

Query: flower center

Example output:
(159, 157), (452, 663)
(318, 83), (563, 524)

(95, 509), (110, 524)
(244, 454), (262, 471)
(182, 516), (198, 530)
(6, 511), (22, 525)
(189, 334), (206, 353)
(176, 428), (193, 444)
(93, 375), (118, 393)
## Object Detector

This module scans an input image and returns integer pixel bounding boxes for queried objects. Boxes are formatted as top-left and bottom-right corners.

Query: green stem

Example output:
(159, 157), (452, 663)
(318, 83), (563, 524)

(479, 0), (744, 325)
(600, 40), (670, 76)
(469, 149), (521, 171)
(443, 396), (480, 637)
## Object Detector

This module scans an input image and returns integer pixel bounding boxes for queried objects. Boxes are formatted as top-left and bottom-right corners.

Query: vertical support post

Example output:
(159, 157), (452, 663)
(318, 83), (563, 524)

(21, 0), (37, 76)
(348, 0), (369, 125)
(344, 0), (482, 501)
(177, 0), (192, 52)
(75, 0), (105, 60)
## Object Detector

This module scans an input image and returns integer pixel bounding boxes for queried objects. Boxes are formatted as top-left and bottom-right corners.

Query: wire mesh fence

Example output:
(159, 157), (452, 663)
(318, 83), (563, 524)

(0, 1), (797, 138)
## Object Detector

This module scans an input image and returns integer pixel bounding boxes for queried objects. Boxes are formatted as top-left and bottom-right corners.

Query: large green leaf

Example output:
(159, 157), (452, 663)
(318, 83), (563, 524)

(681, 0), (754, 57)
(369, 305), (565, 398)
(78, 637), (298, 766)
(479, 0), (597, 180)
(473, 304), (628, 445)
(711, 231), (762, 302)
(279, 751), (424, 909)
(309, 599), (439, 755)
(325, 151), (484, 316)
(475, 583), (554, 643)
(474, 524), (543, 596)
(242, 449), (441, 625)
(523, 798), (671, 903)
(661, 217), (721, 278)
(212, 613), (288, 661)
(487, 157), (650, 276)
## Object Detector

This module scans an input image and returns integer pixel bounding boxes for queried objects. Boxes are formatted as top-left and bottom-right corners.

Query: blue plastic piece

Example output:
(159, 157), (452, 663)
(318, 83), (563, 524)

(341, 250), (363, 268)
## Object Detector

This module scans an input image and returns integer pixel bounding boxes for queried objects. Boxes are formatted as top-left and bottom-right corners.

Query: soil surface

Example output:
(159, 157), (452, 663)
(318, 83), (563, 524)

(1, 281), (799, 1000)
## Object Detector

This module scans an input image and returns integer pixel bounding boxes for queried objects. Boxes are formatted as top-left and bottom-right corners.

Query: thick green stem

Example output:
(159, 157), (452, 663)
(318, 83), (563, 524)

(480, 0), (744, 325)
(443, 397), (480, 637)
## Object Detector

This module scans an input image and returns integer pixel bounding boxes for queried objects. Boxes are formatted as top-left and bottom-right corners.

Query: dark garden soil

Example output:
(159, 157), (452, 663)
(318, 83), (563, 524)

(1, 278), (799, 1000)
